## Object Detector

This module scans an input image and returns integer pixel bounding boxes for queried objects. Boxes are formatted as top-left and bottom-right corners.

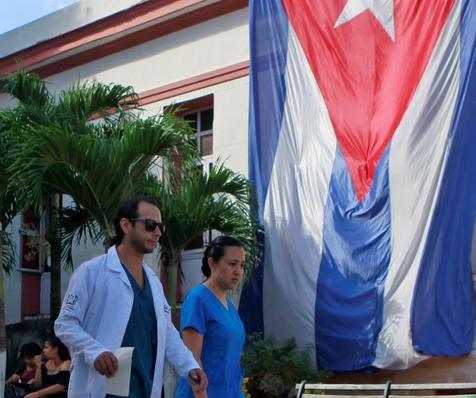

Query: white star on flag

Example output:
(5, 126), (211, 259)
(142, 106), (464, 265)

(334, 0), (395, 40)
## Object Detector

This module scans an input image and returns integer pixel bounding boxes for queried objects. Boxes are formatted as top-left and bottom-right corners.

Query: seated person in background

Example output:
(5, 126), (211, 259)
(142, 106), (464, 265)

(25, 336), (71, 398)
(6, 342), (42, 385)
(5, 342), (42, 398)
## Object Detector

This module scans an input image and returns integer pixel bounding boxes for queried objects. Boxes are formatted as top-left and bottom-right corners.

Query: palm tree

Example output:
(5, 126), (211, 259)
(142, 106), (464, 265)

(10, 111), (196, 247)
(148, 162), (259, 309)
(1, 70), (196, 322)
(0, 119), (23, 388)
(1, 70), (259, 324)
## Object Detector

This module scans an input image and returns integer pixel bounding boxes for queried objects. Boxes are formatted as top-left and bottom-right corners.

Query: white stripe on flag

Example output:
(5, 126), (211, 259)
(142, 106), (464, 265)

(262, 25), (337, 365)
(374, 0), (461, 369)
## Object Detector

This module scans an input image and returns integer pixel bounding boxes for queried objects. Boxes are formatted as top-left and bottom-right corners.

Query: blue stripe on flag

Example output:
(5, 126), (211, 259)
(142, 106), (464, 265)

(411, 0), (476, 355)
(248, 0), (289, 220)
(239, 0), (289, 334)
(315, 146), (392, 371)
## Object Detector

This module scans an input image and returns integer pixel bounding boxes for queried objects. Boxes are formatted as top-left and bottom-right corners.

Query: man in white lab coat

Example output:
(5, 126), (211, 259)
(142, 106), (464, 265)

(55, 196), (207, 398)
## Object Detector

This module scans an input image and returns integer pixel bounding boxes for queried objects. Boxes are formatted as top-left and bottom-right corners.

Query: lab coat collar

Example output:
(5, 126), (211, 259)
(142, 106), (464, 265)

(106, 245), (131, 288)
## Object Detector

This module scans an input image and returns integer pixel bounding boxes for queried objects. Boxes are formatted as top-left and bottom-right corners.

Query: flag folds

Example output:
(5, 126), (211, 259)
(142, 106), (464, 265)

(241, 0), (476, 370)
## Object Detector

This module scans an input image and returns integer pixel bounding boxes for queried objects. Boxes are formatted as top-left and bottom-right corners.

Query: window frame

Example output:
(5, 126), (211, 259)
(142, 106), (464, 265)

(18, 208), (46, 273)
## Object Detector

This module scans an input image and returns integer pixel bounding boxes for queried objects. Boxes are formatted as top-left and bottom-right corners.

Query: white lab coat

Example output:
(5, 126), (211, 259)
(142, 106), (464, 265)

(55, 246), (199, 398)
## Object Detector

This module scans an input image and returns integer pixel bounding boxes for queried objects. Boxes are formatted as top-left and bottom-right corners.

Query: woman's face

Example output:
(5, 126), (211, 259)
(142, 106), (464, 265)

(23, 356), (35, 368)
(43, 342), (57, 360)
(209, 246), (246, 291)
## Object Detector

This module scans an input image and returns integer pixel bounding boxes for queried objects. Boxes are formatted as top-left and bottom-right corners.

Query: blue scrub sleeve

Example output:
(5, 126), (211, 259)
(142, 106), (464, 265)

(180, 292), (207, 335)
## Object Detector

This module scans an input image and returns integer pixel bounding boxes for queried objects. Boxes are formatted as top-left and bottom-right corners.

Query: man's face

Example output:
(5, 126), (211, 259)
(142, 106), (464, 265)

(127, 201), (163, 254)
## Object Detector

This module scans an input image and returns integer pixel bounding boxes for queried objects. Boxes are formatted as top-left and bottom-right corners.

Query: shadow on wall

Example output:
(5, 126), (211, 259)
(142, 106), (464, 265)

(5, 318), (51, 379)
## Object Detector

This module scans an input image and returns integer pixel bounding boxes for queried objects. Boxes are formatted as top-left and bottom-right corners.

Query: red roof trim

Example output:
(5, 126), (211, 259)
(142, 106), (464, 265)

(139, 61), (249, 105)
(0, 0), (248, 77)
(88, 61), (248, 120)
(165, 94), (214, 115)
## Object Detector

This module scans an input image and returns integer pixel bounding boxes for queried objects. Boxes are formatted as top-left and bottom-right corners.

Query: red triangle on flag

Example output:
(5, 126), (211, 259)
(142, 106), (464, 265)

(282, 0), (455, 201)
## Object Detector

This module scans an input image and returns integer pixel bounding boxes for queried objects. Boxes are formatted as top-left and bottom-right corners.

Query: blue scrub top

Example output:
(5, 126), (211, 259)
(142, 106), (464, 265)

(175, 284), (245, 398)
(106, 265), (157, 398)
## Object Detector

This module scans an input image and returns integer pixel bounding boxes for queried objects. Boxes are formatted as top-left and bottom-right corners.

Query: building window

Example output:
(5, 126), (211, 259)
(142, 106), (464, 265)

(20, 207), (43, 272)
(184, 107), (213, 157)
(166, 95), (214, 251)
(166, 94), (214, 159)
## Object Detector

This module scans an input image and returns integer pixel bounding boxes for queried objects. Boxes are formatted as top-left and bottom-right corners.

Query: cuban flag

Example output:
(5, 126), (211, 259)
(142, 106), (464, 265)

(239, 0), (476, 371)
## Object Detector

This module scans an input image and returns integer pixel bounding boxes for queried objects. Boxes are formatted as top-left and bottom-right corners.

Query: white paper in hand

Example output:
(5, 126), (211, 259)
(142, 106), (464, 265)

(105, 347), (134, 397)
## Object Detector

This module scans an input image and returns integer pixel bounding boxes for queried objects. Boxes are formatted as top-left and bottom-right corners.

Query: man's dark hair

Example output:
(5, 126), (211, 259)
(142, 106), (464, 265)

(110, 196), (160, 246)
(19, 342), (42, 358)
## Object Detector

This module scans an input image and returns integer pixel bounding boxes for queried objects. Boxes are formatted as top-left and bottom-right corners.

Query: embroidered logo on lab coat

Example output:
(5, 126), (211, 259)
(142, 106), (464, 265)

(65, 293), (79, 308)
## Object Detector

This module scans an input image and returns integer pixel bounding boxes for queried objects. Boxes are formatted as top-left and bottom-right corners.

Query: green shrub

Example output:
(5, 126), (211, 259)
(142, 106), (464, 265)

(242, 333), (329, 398)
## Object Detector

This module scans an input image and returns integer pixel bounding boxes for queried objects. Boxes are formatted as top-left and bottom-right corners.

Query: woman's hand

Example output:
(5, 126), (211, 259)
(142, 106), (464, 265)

(5, 373), (20, 384)
(33, 355), (42, 368)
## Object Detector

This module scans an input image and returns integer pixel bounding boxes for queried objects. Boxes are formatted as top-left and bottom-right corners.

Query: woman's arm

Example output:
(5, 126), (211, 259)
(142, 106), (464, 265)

(59, 360), (71, 371)
(25, 365), (70, 398)
(32, 356), (42, 387)
(182, 327), (205, 366)
(24, 383), (66, 398)
(182, 328), (208, 398)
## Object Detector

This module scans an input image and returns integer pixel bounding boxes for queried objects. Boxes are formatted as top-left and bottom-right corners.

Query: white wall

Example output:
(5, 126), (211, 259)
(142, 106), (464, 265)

(42, 9), (249, 95)
(181, 249), (205, 296)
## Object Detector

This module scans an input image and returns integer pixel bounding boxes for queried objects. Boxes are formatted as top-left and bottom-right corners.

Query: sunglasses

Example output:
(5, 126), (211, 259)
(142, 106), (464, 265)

(130, 218), (165, 234)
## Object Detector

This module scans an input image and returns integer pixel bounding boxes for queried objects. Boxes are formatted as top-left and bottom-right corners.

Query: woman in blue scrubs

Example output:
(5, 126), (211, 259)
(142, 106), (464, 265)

(175, 236), (246, 398)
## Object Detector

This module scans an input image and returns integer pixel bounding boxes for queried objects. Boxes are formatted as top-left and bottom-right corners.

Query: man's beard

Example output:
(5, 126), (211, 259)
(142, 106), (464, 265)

(130, 234), (155, 254)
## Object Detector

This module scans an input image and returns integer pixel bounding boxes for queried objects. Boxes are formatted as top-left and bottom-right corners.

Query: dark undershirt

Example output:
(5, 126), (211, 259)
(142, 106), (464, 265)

(106, 265), (158, 398)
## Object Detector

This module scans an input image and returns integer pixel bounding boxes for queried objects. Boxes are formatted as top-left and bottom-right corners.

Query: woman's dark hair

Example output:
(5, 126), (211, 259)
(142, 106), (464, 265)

(201, 236), (244, 278)
(110, 196), (160, 246)
(45, 336), (71, 361)
(19, 342), (42, 358)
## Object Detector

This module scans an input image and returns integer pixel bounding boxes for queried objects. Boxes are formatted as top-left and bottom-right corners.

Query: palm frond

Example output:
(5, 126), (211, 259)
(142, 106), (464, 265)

(8, 109), (199, 247)
(55, 81), (139, 128)
(1, 231), (16, 274)
(149, 162), (259, 277)
(0, 69), (51, 107)
(61, 205), (104, 269)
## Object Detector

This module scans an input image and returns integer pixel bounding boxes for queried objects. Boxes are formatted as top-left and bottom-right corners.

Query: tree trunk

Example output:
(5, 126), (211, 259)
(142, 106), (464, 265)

(0, 235), (6, 397)
(163, 254), (179, 398)
(49, 194), (62, 327)
(167, 255), (179, 310)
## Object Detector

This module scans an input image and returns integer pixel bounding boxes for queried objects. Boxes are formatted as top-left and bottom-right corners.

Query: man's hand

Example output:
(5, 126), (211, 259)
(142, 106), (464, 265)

(188, 368), (207, 393)
(192, 389), (208, 398)
(94, 351), (118, 377)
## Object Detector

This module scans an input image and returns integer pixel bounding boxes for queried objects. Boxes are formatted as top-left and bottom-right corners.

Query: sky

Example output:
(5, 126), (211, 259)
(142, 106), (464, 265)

(0, 0), (79, 35)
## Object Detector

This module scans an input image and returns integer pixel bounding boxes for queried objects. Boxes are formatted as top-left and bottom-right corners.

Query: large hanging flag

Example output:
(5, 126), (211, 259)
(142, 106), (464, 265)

(240, 0), (476, 371)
